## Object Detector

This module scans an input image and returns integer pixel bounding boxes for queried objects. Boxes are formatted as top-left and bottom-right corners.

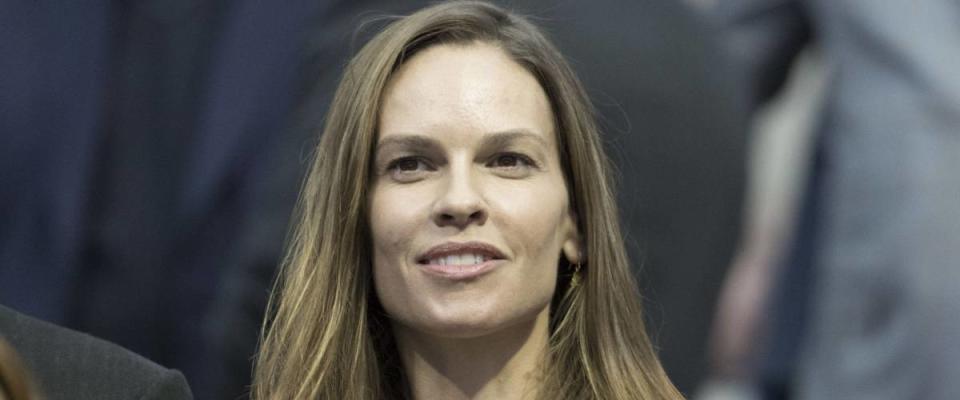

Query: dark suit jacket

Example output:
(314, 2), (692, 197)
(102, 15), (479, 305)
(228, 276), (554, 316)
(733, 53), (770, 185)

(0, 305), (192, 400)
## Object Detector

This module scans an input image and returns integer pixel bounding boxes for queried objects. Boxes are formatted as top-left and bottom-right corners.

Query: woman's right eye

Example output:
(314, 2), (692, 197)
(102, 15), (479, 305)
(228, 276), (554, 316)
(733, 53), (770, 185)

(386, 156), (433, 181)
(394, 158), (424, 171)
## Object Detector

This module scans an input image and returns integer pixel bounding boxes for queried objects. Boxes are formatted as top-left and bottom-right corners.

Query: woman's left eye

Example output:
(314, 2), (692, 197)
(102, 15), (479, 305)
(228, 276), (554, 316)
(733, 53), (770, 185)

(487, 152), (536, 170)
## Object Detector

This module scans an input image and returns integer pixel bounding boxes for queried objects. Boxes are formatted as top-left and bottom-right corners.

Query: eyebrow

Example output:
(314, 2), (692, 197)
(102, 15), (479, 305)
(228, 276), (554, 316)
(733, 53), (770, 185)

(375, 135), (440, 154)
(375, 129), (550, 154)
(481, 129), (550, 149)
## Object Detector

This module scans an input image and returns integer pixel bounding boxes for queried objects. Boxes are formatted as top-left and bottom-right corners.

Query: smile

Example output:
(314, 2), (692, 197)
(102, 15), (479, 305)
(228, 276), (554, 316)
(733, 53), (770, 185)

(426, 253), (491, 266)
(416, 241), (507, 280)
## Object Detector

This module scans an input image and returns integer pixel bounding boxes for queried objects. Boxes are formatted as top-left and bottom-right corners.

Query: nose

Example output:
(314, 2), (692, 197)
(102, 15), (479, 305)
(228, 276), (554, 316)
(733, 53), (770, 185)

(432, 165), (488, 229)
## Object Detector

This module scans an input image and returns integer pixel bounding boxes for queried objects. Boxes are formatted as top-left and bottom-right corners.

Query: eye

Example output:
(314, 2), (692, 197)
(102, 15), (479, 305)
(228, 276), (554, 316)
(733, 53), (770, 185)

(494, 154), (520, 167)
(486, 152), (537, 177)
(386, 156), (434, 182)
(394, 158), (423, 171)
(489, 152), (534, 168)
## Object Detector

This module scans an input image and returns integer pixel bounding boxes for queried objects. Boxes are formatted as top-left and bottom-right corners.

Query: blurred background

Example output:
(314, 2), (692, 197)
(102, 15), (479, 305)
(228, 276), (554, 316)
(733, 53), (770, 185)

(1, 1), (957, 399)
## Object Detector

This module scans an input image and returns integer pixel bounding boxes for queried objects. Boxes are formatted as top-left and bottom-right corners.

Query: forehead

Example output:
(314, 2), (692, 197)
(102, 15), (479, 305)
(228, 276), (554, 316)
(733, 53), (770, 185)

(378, 42), (556, 146)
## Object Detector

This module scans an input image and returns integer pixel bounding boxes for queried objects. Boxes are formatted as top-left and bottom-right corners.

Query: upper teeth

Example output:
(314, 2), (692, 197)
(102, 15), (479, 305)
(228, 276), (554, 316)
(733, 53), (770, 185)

(429, 253), (489, 266)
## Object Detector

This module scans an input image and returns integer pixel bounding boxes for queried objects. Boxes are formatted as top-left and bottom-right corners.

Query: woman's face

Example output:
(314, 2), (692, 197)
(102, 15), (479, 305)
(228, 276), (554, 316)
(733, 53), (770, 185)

(369, 42), (580, 339)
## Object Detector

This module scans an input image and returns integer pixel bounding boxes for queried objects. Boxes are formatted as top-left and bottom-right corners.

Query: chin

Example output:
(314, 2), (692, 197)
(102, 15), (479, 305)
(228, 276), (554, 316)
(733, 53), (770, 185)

(421, 320), (501, 339)
(414, 300), (548, 340)
(416, 305), (506, 338)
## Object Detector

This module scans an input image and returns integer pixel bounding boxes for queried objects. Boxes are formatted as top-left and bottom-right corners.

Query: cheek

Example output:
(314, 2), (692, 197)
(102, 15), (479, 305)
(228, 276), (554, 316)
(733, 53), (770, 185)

(369, 184), (429, 259)
(370, 185), (422, 313)
(488, 179), (570, 255)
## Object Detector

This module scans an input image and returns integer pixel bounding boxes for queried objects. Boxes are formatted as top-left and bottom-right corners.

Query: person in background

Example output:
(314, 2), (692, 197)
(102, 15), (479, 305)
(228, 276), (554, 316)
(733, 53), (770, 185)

(0, 1), (319, 397)
(696, 1), (960, 399)
(0, 304), (192, 400)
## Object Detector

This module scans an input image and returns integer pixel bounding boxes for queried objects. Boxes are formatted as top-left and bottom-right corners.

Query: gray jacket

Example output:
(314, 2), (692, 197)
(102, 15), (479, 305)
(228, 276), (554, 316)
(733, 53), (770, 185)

(708, 0), (960, 399)
(0, 305), (192, 400)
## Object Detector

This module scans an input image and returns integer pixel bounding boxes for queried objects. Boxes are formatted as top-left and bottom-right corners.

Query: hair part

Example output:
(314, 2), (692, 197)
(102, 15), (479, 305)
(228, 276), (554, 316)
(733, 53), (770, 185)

(253, 2), (682, 399)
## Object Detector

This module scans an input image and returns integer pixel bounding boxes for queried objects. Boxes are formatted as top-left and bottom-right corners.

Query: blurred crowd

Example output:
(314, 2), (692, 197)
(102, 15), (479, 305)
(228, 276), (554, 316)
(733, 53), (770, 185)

(1, 1), (957, 399)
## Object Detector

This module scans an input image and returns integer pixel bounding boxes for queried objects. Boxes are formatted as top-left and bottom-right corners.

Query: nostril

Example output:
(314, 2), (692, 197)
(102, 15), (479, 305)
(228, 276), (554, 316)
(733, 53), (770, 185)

(469, 210), (487, 224)
(434, 209), (485, 227)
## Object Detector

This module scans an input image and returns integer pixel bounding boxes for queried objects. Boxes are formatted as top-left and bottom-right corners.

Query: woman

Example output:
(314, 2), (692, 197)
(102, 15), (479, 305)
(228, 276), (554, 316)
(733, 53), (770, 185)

(253, 1), (682, 398)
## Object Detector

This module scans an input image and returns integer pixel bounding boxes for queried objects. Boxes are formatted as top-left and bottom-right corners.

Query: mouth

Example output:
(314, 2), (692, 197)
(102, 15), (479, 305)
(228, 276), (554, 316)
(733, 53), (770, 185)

(416, 241), (507, 280)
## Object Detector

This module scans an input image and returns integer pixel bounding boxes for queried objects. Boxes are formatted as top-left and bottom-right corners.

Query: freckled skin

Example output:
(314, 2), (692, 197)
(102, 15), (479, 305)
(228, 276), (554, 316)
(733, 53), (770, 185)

(369, 43), (581, 339)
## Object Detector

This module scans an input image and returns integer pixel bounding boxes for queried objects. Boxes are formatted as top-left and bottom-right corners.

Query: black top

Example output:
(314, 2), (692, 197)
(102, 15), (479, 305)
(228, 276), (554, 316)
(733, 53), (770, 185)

(0, 305), (192, 400)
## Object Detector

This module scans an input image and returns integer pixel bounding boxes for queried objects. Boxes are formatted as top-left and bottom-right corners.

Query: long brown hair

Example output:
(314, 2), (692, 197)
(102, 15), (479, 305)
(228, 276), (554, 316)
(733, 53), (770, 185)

(253, 1), (682, 398)
(0, 337), (40, 400)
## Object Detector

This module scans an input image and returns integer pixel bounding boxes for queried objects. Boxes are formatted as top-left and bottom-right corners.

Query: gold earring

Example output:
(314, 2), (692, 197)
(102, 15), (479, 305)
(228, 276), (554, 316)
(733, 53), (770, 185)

(569, 263), (582, 289)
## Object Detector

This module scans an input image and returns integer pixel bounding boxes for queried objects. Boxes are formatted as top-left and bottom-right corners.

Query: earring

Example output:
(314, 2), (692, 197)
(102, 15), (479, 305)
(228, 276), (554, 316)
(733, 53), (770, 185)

(569, 263), (582, 289)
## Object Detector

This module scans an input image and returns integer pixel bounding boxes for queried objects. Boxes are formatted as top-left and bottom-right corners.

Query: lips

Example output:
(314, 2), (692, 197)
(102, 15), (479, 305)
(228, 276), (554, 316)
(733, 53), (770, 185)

(416, 241), (507, 279)
(417, 241), (507, 264)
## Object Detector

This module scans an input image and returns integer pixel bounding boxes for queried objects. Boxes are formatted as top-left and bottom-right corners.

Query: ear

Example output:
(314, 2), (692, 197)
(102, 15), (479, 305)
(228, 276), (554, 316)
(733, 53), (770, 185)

(561, 210), (583, 265)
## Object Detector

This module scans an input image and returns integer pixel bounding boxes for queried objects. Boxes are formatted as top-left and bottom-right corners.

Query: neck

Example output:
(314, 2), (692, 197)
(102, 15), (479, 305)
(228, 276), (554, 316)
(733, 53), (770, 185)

(393, 309), (551, 400)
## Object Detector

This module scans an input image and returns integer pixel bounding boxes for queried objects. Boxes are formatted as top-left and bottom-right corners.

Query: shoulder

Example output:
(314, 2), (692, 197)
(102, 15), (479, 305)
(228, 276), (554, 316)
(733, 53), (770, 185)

(0, 305), (192, 400)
